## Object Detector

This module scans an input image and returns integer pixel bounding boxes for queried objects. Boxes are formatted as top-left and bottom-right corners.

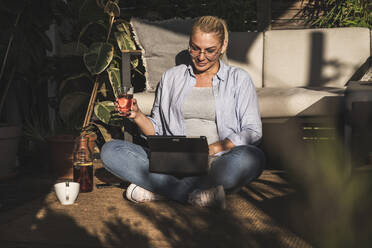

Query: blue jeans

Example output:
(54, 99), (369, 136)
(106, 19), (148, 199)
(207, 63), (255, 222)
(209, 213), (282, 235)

(101, 140), (265, 203)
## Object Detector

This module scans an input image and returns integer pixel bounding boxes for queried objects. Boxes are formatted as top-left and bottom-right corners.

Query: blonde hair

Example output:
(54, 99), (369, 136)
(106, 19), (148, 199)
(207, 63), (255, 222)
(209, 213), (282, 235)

(191, 16), (229, 50)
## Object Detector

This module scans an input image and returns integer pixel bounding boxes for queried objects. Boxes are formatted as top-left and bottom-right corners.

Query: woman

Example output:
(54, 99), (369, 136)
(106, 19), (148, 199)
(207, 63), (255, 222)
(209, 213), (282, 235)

(101, 16), (265, 209)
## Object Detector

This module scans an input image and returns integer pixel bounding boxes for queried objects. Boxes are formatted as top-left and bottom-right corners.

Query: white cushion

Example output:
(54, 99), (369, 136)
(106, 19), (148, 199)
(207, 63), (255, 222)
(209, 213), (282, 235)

(131, 18), (194, 92)
(257, 87), (344, 118)
(131, 18), (263, 91)
(227, 32), (264, 88)
(134, 92), (155, 116)
(264, 27), (370, 88)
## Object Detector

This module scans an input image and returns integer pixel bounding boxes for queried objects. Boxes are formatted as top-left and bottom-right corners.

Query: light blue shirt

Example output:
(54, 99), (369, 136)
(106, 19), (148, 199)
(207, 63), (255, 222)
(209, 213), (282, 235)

(148, 60), (262, 146)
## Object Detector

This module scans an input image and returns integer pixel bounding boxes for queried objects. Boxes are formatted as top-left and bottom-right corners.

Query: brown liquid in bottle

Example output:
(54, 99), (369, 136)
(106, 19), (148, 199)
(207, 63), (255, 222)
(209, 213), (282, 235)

(73, 136), (93, 192)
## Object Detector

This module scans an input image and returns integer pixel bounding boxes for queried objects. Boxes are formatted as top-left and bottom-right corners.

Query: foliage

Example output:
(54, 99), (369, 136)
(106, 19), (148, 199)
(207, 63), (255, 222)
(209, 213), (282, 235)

(0, 0), (54, 78)
(52, 0), (106, 44)
(83, 42), (114, 75)
(119, 0), (258, 31)
(86, 0), (140, 136)
(300, 0), (371, 28)
(0, 0), (58, 146)
(48, 0), (104, 131)
(50, 0), (139, 141)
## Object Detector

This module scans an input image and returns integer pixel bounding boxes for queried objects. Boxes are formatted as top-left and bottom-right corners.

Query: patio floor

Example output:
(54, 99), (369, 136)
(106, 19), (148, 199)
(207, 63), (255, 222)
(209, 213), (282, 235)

(0, 160), (371, 248)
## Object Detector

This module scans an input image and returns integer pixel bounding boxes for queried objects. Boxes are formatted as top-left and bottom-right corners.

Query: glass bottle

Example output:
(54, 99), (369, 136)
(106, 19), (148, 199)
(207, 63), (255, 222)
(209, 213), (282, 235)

(73, 135), (93, 192)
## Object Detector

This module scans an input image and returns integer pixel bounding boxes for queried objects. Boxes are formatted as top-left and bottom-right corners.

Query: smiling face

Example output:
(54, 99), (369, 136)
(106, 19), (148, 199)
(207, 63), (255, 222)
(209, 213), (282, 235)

(189, 29), (226, 74)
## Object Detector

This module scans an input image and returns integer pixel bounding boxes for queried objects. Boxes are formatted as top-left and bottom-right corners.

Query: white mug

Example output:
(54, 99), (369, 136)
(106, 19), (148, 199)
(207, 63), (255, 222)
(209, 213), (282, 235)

(54, 181), (80, 205)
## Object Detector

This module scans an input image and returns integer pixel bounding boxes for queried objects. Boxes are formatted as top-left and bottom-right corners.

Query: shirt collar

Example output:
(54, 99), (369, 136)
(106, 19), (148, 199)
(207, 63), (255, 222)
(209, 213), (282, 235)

(186, 60), (227, 82)
(216, 60), (227, 81)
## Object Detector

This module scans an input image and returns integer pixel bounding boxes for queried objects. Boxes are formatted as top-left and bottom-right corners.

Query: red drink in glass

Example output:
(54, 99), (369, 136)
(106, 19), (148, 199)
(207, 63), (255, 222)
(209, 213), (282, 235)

(117, 93), (133, 116)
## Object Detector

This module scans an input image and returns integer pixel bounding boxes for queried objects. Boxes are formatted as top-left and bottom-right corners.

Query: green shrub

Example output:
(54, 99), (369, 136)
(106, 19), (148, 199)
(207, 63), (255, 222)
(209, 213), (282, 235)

(119, 0), (257, 31)
(302, 0), (371, 28)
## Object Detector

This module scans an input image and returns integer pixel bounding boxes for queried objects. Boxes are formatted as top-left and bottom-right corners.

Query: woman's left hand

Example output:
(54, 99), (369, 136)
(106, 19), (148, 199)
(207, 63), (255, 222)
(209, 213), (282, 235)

(209, 139), (235, 155)
(208, 144), (217, 156)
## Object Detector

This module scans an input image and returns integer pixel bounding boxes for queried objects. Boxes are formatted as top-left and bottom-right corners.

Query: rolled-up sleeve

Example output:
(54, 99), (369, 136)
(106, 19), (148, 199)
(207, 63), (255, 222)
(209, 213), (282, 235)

(147, 76), (164, 135)
(226, 74), (262, 146)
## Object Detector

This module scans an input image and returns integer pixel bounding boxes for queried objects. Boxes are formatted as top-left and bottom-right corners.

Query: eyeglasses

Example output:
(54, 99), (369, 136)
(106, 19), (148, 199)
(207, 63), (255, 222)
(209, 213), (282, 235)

(188, 44), (221, 61)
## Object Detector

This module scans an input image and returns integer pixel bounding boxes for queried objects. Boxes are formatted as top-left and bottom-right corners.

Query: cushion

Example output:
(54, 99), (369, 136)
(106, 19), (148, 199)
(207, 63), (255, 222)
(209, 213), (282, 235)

(131, 18), (263, 91)
(133, 92), (155, 115)
(131, 18), (194, 92)
(227, 32), (264, 88)
(257, 87), (345, 118)
(264, 27), (370, 88)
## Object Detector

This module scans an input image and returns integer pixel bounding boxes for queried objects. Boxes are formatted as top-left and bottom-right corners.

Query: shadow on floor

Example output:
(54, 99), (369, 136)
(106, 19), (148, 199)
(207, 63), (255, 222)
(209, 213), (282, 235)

(1, 164), (372, 248)
(0, 169), (309, 248)
(241, 169), (372, 248)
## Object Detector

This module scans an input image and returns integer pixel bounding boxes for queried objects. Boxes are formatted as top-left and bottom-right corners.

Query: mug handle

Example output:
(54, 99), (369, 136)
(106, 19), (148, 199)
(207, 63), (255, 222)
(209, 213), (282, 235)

(65, 182), (70, 201)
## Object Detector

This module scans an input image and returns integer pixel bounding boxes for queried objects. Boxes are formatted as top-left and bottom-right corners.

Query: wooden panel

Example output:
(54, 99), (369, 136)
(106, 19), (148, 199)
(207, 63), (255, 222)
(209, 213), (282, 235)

(272, 0), (310, 9)
(270, 0), (314, 29)
(271, 19), (310, 29)
(272, 9), (303, 19)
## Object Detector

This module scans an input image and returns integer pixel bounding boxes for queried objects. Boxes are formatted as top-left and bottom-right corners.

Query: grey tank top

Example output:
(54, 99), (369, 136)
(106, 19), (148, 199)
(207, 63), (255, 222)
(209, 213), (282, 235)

(183, 87), (219, 144)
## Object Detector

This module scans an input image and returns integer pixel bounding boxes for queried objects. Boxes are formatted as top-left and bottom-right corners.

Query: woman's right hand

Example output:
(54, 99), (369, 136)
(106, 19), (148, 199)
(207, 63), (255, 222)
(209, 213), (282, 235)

(114, 98), (140, 119)
(116, 98), (155, 136)
(127, 98), (140, 119)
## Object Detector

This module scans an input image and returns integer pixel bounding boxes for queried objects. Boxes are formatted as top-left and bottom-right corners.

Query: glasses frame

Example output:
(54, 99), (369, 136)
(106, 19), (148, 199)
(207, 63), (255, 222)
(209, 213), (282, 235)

(188, 44), (222, 61)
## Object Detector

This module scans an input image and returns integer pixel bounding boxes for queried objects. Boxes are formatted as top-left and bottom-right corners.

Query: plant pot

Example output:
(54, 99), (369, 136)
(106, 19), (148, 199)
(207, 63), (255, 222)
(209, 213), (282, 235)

(46, 134), (76, 179)
(0, 124), (22, 181)
(46, 133), (97, 179)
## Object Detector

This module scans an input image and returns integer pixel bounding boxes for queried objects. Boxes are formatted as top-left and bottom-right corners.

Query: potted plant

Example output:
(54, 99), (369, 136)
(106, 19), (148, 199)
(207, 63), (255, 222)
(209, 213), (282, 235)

(37, 0), (101, 178)
(0, 10), (22, 179)
(85, 0), (141, 141)
(41, 0), (140, 178)
(55, 0), (141, 142)
(0, 0), (56, 179)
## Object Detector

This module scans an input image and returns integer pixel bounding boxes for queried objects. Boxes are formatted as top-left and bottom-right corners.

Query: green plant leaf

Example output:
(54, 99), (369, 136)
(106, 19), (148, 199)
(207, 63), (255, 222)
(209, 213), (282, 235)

(77, 20), (107, 46)
(106, 67), (121, 98)
(78, 0), (106, 27)
(104, 1), (120, 17)
(91, 122), (112, 142)
(59, 73), (92, 98)
(59, 92), (90, 126)
(134, 67), (144, 76)
(131, 58), (139, 70)
(94, 101), (122, 126)
(59, 42), (89, 57)
(114, 31), (136, 51)
(116, 22), (131, 35)
(83, 42), (114, 75)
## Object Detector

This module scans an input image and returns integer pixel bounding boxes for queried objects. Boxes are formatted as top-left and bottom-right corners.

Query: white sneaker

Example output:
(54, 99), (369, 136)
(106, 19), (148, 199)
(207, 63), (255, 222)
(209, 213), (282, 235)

(188, 185), (226, 209)
(126, 184), (164, 203)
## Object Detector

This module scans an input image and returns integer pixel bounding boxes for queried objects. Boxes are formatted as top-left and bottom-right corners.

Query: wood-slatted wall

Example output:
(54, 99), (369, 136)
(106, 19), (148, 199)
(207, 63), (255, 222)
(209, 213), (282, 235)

(257, 0), (314, 30)
(271, 0), (312, 29)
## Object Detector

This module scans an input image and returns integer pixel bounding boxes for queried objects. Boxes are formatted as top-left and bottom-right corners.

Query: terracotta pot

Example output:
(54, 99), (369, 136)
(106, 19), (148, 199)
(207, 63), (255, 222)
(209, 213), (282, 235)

(46, 134), (76, 179)
(0, 124), (22, 180)
(46, 133), (97, 179)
